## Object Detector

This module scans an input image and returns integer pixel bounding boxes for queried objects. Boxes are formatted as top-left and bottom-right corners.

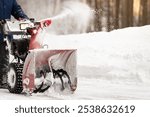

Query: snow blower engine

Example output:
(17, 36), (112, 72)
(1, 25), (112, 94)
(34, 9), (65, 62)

(0, 19), (77, 95)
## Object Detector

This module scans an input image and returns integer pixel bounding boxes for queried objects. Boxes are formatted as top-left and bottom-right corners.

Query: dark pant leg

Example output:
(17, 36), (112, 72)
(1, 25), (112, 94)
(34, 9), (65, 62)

(0, 42), (9, 84)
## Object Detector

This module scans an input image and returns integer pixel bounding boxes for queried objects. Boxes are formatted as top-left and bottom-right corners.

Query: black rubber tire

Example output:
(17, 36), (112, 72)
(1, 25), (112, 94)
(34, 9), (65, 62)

(7, 63), (23, 94)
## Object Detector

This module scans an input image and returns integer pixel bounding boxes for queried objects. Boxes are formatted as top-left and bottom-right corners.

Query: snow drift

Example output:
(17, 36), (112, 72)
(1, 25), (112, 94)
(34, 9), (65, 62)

(43, 25), (150, 84)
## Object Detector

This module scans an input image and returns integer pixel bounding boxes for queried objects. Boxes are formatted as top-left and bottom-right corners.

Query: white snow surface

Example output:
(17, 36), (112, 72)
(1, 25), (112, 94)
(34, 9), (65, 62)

(1, 26), (150, 100)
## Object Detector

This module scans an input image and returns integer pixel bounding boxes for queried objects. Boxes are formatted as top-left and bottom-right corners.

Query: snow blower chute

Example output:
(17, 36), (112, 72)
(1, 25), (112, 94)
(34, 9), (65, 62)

(0, 19), (77, 95)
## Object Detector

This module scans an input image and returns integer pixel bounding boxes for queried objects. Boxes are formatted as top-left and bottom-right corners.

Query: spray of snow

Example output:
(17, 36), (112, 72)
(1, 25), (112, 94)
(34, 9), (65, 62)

(46, 1), (93, 34)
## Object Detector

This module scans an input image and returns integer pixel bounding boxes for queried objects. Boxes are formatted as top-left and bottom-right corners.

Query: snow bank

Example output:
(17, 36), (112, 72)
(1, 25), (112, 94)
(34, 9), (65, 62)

(43, 25), (150, 84)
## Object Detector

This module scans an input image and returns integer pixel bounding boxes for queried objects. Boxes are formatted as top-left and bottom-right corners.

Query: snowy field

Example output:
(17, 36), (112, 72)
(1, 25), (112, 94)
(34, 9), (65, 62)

(1, 25), (150, 100)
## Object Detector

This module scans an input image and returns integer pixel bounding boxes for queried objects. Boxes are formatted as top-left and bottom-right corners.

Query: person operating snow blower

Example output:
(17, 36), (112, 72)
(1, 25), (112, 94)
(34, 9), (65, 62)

(0, 0), (28, 88)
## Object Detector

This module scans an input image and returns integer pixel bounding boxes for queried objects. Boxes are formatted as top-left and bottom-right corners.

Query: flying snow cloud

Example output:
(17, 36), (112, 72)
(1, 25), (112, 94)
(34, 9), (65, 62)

(46, 1), (93, 34)
(18, 0), (93, 34)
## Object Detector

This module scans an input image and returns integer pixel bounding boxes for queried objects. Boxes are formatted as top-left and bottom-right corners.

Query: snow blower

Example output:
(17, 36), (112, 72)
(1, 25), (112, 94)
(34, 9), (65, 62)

(0, 19), (77, 95)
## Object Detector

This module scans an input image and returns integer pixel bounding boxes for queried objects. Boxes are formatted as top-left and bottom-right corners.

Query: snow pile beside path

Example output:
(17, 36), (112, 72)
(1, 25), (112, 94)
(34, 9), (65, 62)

(43, 25), (150, 83)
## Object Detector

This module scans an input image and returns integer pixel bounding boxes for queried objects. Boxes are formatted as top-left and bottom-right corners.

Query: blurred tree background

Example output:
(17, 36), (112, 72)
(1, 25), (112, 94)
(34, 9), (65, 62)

(85, 0), (150, 32)
(17, 0), (150, 32)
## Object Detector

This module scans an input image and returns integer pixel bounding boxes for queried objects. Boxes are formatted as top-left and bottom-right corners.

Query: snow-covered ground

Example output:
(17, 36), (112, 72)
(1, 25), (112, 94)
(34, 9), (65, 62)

(1, 25), (150, 100)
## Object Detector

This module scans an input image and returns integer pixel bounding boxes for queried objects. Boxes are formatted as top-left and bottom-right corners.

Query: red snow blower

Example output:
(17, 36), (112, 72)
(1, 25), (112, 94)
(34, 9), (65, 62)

(0, 19), (77, 95)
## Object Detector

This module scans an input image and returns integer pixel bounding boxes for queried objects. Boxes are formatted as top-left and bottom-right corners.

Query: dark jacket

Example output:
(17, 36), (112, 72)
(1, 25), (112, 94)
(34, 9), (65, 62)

(0, 0), (28, 40)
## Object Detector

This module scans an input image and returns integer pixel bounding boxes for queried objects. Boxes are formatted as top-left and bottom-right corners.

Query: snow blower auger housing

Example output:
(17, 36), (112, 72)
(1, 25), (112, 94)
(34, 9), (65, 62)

(0, 19), (77, 95)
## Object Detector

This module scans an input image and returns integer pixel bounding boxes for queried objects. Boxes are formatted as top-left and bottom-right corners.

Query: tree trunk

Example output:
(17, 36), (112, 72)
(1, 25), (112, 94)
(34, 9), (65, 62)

(114, 0), (120, 29)
(139, 0), (148, 25)
(95, 0), (102, 31)
(128, 0), (133, 26)
(106, 0), (110, 31)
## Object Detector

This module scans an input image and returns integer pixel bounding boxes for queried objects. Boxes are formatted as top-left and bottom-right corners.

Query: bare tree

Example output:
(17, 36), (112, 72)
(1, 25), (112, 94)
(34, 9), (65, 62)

(128, 0), (133, 27)
(94, 0), (102, 31)
(106, 0), (111, 31)
(114, 0), (120, 29)
(139, 0), (148, 25)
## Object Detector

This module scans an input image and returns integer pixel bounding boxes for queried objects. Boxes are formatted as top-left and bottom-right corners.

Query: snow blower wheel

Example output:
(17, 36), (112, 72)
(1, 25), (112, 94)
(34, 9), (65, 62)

(7, 63), (23, 94)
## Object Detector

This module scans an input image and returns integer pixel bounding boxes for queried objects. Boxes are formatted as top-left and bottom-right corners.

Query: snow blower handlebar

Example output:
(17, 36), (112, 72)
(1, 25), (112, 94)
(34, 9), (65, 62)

(0, 19), (52, 36)
(0, 20), (6, 35)
(0, 19), (33, 36)
(28, 19), (52, 50)
(0, 20), (6, 25)
(38, 19), (52, 28)
(0, 19), (52, 50)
